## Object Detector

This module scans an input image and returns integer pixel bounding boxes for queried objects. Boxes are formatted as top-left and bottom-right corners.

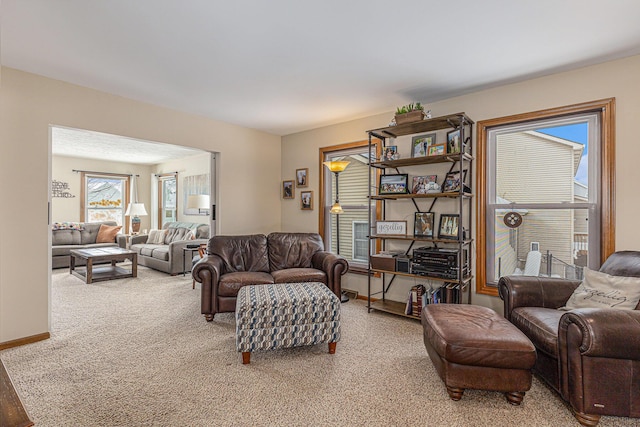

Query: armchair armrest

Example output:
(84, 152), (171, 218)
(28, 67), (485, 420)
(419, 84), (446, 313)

(192, 254), (224, 318)
(312, 251), (349, 297)
(498, 276), (580, 321)
(559, 309), (640, 359)
(116, 234), (128, 248)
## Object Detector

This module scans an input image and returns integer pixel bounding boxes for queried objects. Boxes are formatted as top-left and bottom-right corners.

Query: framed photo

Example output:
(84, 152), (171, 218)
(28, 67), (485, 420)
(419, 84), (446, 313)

(411, 133), (436, 158)
(376, 221), (407, 236)
(296, 168), (308, 187)
(442, 169), (468, 193)
(300, 191), (313, 210)
(282, 180), (294, 199)
(412, 175), (437, 194)
(414, 212), (434, 237)
(438, 214), (460, 240)
(383, 145), (398, 161)
(447, 129), (461, 154)
(427, 143), (446, 156)
(379, 174), (408, 195)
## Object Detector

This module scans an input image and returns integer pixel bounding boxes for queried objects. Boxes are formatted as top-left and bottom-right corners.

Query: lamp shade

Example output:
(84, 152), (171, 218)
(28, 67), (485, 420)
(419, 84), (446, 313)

(187, 194), (210, 210)
(323, 160), (350, 173)
(125, 202), (148, 217)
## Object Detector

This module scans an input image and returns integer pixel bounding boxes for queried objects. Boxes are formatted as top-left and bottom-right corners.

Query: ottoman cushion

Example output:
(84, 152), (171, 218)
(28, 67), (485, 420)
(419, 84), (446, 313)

(236, 282), (340, 353)
(422, 304), (536, 369)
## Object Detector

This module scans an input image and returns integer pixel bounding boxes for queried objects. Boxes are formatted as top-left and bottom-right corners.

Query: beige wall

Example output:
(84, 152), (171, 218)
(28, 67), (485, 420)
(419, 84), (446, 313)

(52, 155), (154, 231)
(282, 54), (640, 312)
(0, 67), (281, 343)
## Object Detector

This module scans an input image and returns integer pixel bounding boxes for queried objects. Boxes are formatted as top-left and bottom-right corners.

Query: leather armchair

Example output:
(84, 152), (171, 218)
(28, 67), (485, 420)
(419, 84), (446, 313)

(499, 251), (640, 427)
(193, 232), (348, 321)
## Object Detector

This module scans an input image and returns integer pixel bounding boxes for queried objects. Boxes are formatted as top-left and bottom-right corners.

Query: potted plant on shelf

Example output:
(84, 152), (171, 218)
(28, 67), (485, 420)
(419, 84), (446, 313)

(395, 102), (425, 125)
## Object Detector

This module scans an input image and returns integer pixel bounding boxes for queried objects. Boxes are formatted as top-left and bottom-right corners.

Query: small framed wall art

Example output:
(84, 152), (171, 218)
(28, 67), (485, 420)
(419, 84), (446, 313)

(411, 133), (436, 158)
(438, 214), (460, 240)
(427, 143), (445, 156)
(376, 220), (407, 236)
(414, 212), (434, 237)
(296, 168), (308, 187)
(447, 129), (461, 154)
(282, 180), (294, 199)
(300, 190), (313, 210)
(379, 174), (408, 195)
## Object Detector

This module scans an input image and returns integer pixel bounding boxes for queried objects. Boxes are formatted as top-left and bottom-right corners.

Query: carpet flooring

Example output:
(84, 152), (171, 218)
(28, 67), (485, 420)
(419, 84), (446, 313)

(1, 267), (637, 426)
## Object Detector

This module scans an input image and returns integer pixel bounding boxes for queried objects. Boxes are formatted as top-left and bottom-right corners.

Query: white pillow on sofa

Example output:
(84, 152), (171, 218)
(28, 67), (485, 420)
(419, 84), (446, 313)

(147, 229), (166, 244)
(562, 267), (640, 310)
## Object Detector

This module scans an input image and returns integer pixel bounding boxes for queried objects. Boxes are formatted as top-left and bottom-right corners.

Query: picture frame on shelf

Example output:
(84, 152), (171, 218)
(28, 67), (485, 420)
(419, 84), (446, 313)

(379, 174), (409, 195)
(411, 133), (436, 158)
(383, 146), (398, 161)
(427, 143), (446, 156)
(282, 180), (294, 199)
(447, 129), (461, 154)
(300, 191), (313, 210)
(438, 214), (460, 240)
(296, 168), (308, 187)
(376, 220), (407, 236)
(414, 212), (435, 238)
(412, 175), (437, 194)
(442, 169), (468, 193)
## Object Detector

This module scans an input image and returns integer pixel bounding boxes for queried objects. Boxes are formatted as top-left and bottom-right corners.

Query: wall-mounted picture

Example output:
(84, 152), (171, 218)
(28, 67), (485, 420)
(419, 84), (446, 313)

(282, 180), (294, 199)
(414, 212), (435, 237)
(383, 145), (398, 161)
(296, 168), (308, 187)
(411, 133), (436, 158)
(412, 175), (437, 194)
(447, 129), (461, 154)
(183, 173), (210, 215)
(300, 190), (313, 210)
(379, 174), (408, 195)
(427, 143), (446, 156)
(442, 169), (468, 193)
(438, 214), (460, 240)
(376, 220), (407, 236)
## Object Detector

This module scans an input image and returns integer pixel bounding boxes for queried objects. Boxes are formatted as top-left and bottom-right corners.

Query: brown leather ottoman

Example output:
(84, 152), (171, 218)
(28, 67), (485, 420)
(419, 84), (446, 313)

(421, 304), (536, 405)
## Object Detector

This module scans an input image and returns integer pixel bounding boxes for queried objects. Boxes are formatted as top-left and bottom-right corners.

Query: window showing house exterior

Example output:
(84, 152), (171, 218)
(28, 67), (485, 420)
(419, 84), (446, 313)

(158, 173), (177, 227)
(320, 141), (380, 270)
(82, 173), (130, 226)
(477, 100), (615, 296)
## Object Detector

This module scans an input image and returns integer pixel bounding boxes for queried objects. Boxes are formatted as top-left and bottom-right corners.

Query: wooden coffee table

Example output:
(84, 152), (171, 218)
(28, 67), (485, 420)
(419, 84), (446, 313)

(70, 247), (137, 284)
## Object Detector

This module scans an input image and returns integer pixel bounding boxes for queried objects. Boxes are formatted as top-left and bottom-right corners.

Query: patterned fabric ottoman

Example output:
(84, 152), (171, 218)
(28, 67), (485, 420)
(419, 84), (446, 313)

(235, 282), (341, 364)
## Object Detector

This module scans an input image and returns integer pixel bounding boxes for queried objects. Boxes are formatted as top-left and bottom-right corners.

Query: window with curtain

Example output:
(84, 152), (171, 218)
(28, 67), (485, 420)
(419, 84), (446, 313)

(476, 100), (615, 296)
(81, 173), (130, 228)
(320, 140), (380, 270)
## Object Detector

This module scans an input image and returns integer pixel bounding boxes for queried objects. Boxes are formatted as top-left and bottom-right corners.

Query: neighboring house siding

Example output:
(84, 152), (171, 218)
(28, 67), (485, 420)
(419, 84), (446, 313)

(496, 132), (579, 269)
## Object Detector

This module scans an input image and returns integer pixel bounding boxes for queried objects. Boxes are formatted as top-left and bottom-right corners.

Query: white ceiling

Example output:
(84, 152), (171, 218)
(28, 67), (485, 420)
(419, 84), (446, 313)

(3, 0), (640, 137)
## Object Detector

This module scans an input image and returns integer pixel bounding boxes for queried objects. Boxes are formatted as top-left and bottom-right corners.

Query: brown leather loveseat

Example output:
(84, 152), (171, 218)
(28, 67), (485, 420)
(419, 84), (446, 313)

(499, 251), (640, 427)
(193, 232), (349, 321)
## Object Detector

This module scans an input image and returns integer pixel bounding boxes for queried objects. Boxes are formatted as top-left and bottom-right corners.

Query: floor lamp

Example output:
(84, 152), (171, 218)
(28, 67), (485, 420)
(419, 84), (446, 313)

(323, 160), (350, 303)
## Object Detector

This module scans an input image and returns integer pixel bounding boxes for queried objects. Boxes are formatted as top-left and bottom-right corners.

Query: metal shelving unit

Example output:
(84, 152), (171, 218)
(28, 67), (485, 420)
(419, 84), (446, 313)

(366, 113), (474, 319)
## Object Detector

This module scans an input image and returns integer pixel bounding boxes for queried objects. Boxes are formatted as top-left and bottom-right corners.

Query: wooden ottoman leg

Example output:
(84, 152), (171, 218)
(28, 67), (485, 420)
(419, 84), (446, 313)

(505, 391), (525, 405)
(446, 386), (464, 401)
(242, 352), (251, 365)
(328, 342), (336, 354)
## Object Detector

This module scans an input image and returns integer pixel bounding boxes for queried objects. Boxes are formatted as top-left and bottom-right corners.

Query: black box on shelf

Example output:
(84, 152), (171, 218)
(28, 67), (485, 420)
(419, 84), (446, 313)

(396, 257), (411, 273)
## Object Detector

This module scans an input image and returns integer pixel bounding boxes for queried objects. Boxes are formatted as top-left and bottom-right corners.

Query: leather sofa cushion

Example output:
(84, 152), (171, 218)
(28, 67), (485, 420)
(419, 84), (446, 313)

(511, 307), (562, 357)
(422, 304), (536, 370)
(208, 235), (270, 273)
(267, 232), (324, 271)
(218, 272), (274, 297)
(271, 268), (326, 284)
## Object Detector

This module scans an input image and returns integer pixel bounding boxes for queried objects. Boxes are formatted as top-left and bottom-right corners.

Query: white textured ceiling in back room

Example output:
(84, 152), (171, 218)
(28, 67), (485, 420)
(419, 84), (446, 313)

(51, 126), (206, 165)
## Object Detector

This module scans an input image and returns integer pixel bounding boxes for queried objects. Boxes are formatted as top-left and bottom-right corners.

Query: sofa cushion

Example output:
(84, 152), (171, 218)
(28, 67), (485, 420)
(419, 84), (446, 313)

(271, 268), (326, 284)
(147, 229), (166, 244)
(267, 232), (324, 271)
(52, 221), (84, 231)
(164, 227), (194, 244)
(562, 267), (640, 310)
(80, 222), (117, 244)
(510, 307), (562, 357)
(208, 235), (270, 273)
(218, 272), (274, 297)
(96, 224), (122, 243)
(133, 244), (170, 261)
(52, 229), (81, 246)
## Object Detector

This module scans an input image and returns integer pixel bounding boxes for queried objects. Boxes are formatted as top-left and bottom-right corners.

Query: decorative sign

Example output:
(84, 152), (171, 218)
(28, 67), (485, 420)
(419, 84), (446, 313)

(376, 221), (407, 236)
(503, 211), (523, 228)
(52, 180), (75, 198)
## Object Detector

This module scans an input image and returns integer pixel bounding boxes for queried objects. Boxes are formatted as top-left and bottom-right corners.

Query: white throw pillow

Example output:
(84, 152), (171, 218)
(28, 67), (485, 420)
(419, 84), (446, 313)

(562, 267), (640, 310)
(147, 229), (166, 245)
